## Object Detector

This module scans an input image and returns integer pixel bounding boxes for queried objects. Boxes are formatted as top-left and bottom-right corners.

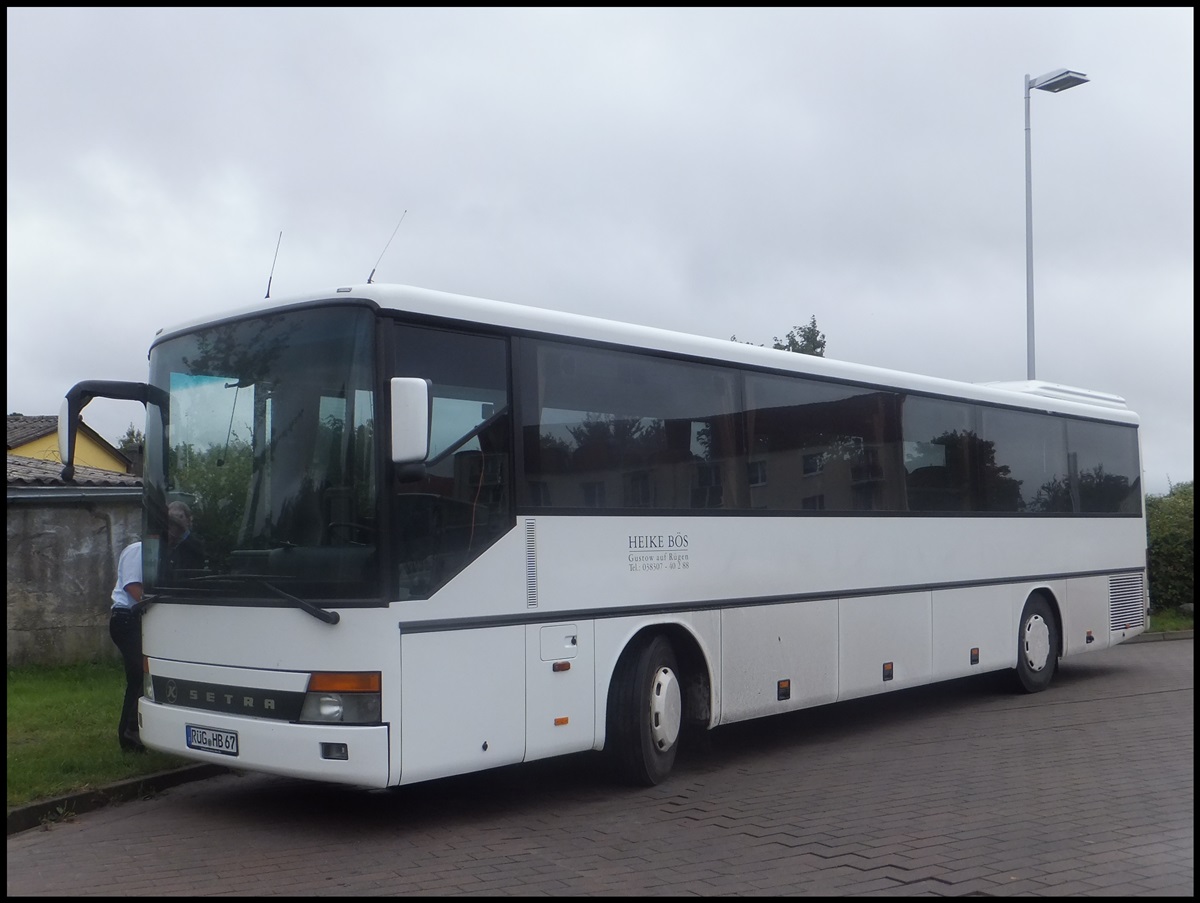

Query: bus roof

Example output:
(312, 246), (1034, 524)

(151, 283), (1139, 425)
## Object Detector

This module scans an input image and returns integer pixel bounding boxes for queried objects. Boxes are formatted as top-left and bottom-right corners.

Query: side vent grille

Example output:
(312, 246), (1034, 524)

(525, 518), (538, 609)
(1109, 573), (1146, 631)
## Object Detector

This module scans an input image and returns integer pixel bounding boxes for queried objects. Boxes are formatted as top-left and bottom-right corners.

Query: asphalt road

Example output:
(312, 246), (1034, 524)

(7, 637), (1193, 896)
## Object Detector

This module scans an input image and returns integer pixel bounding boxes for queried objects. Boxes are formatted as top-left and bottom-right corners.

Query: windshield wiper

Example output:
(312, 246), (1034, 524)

(259, 579), (340, 625)
(187, 574), (340, 625)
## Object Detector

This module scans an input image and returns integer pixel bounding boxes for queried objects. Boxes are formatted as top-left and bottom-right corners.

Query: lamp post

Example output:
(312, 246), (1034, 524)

(1024, 68), (1089, 381)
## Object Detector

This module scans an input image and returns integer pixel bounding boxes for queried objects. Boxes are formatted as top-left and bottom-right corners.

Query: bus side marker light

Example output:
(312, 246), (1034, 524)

(1086, 631), (1094, 644)
(970, 647), (980, 665)
(554, 717), (569, 726)
(882, 662), (894, 682)
(777, 679), (791, 701)
(552, 661), (571, 672)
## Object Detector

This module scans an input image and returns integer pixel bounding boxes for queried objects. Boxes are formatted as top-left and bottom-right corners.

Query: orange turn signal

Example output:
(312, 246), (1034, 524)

(307, 671), (381, 692)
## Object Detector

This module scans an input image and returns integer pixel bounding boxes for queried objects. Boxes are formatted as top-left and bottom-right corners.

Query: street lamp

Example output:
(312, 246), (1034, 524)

(1024, 68), (1089, 381)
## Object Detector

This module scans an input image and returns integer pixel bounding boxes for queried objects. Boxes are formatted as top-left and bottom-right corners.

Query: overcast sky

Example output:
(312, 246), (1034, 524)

(7, 8), (1193, 495)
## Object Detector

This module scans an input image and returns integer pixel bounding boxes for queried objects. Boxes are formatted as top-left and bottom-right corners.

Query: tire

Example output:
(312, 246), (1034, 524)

(607, 635), (682, 786)
(1013, 594), (1059, 693)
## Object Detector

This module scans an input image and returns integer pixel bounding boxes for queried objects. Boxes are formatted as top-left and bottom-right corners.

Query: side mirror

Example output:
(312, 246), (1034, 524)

(57, 379), (166, 481)
(57, 397), (74, 473)
(390, 377), (431, 465)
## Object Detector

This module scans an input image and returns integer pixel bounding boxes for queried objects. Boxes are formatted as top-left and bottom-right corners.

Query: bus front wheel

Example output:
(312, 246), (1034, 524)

(608, 634), (682, 786)
(1013, 594), (1059, 693)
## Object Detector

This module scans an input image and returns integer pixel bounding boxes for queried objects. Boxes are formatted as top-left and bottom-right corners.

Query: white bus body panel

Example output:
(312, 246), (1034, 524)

(397, 625), (526, 786)
(931, 583), (1029, 677)
(524, 621), (596, 763)
(838, 591), (933, 701)
(1064, 575), (1112, 654)
(142, 603), (403, 670)
(720, 600), (839, 720)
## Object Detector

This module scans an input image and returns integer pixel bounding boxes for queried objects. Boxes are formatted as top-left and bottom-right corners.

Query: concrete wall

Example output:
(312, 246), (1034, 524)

(7, 497), (142, 666)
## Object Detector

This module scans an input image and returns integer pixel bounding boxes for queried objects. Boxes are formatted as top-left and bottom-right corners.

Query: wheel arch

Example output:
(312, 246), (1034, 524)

(602, 620), (714, 741)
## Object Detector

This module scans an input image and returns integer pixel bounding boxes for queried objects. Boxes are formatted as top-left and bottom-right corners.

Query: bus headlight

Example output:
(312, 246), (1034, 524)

(298, 671), (382, 724)
(315, 694), (344, 720)
(142, 656), (155, 701)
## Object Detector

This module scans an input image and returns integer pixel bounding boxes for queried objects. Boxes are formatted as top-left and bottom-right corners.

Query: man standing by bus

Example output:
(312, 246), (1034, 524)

(109, 540), (145, 752)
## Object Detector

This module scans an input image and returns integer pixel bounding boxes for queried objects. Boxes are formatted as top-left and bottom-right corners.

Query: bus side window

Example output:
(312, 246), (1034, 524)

(390, 323), (512, 599)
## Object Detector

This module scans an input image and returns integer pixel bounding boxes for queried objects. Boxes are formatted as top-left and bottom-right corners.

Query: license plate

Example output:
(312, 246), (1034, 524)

(185, 724), (239, 756)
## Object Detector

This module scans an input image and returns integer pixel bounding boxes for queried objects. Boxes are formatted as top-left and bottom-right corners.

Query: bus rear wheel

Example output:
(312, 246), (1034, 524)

(1013, 594), (1059, 693)
(608, 634), (682, 786)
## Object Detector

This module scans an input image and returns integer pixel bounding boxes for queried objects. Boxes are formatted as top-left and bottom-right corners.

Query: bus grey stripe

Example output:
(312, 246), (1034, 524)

(400, 566), (1147, 634)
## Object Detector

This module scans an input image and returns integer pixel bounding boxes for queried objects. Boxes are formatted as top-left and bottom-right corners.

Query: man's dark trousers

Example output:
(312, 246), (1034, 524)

(109, 608), (143, 751)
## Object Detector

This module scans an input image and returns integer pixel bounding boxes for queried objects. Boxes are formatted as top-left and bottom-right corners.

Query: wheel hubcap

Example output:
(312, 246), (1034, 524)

(649, 666), (682, 751)
(1023, 614), (1051, 672)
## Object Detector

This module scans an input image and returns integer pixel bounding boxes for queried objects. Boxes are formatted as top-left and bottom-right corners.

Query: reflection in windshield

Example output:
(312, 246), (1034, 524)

(144, 305), (380, 600)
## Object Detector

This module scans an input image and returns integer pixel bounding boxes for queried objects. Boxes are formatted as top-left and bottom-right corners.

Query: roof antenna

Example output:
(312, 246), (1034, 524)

(264, 231), (282, 299)
(368, 210), (406, 284)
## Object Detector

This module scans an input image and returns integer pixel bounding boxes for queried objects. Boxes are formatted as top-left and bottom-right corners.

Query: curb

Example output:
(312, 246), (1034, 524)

(7, 764), (229, 837)
(1127, 628), (1192, 642)
(7, 631), (1192, 837)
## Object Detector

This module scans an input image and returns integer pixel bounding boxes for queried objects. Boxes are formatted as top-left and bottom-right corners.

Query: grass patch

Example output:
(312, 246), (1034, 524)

(1150, 609), (1194, 634)
(7, 660), (188, 810)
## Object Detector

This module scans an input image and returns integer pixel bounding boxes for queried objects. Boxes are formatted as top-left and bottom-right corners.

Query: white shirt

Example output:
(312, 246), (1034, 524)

(111, 542), (143, 611)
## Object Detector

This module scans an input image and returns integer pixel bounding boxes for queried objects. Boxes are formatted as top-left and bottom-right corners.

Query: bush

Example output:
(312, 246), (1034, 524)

(1146, 481), (1193, 612)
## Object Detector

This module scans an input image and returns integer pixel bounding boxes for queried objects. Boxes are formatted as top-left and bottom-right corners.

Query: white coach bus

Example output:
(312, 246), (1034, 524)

(59, 283), (1148, 788)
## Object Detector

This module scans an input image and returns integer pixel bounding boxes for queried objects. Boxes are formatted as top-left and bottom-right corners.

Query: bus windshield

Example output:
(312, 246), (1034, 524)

(143, 305), (381, 602)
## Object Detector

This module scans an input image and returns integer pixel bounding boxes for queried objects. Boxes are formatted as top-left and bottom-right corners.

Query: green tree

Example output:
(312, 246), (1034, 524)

(117, 423), (144, 456)
(117, 423), (145, 476)
(1146, 480), (1193, 613)
(731, 315), (827, 357)
(773, 316), (826, 357)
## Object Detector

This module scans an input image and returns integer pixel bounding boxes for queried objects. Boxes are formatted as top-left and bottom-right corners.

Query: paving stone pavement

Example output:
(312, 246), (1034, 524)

(6, 635), (1193, 896)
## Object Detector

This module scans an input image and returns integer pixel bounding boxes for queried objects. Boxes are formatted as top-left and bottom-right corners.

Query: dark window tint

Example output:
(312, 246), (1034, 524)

(519, 340), (742, 509)
(902, 396), (976, 512)
(978, 407), (1069, 512)
(744, 373), (904, 511)
(514, 336), (1139, 518)
(1067, 419), (1142, 513)
(391, 324), (511, 599)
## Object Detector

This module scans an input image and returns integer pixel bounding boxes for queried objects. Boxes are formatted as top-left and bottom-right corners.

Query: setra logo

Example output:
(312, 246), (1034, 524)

(153, 675), (304, 721)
